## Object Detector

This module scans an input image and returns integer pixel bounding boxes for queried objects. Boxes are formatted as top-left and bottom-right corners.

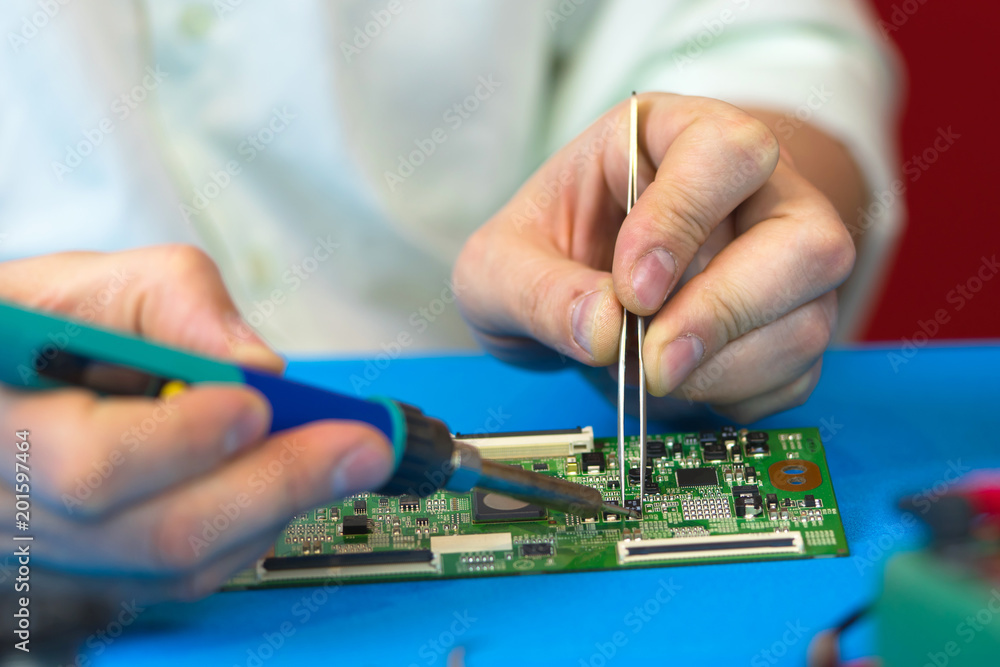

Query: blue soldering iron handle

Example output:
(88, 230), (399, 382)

(0, 298), (456, 498)
(241, 369), (456, 497)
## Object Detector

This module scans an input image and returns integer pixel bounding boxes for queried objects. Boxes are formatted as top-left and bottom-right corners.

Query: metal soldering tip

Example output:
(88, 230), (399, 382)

(602, 502), (640, 520)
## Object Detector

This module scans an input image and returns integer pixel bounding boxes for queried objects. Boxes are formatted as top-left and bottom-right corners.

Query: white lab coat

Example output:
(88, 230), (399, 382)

(0, 0), (902, 352)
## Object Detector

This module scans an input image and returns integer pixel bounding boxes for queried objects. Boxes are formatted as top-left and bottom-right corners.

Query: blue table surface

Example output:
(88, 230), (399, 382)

(92, 344), (1000, 667)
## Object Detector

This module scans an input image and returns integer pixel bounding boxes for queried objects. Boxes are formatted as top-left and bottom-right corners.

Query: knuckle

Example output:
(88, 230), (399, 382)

(158, 244), (222, 282)
(701, 281), (757, 344)
(518, 263), (562, 340)
(806, 217), (856, 285)
(718, 112), (780, 176)
(654, 190), (717, 249)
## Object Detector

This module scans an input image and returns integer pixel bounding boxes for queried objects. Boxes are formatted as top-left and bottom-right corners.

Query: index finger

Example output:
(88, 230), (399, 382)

(610, 95), (780, 314)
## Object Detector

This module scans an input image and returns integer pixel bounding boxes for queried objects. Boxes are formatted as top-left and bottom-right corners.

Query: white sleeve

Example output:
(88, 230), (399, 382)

(548, 0), (905, 340)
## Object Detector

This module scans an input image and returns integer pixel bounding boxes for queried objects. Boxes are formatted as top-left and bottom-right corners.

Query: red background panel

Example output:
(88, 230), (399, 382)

(862, 0), (1000, 341)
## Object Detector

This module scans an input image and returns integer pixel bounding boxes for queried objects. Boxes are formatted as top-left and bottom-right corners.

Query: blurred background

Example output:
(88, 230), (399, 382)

(864, 1), (1000, 341)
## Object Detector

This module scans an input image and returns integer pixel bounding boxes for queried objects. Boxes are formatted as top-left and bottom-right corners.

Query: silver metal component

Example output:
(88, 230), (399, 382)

(443, 441), (482, 492)
(617, 92), (648, 507)
(617, 312), (627, 504)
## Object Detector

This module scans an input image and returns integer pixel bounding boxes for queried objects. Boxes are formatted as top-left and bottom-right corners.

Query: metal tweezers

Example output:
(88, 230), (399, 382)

(617, 92), (647, 508)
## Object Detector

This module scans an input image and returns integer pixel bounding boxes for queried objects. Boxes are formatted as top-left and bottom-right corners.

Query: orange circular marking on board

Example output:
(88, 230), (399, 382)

(768, 459), (822, 492)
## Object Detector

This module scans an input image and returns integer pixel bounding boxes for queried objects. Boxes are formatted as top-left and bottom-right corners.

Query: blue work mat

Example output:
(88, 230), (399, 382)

(90, 345), (1000, 666)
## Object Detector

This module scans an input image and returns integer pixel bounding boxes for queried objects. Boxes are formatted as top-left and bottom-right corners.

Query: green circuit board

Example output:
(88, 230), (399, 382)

(225, 427), (847, 590)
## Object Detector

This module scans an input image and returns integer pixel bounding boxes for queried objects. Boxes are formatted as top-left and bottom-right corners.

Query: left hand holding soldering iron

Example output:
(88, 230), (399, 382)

(454, 93), (855, 422)
(0, 246), (394, 600)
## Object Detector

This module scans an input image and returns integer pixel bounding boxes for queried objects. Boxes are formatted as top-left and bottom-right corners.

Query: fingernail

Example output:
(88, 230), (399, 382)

(659, 334), (704, 393)
(224, 399), (271, 455)
(332, 442), (394, 497)
(571, 289), (606, 358)
(224, 312), (285, 372)
(631, 249), (675, 311)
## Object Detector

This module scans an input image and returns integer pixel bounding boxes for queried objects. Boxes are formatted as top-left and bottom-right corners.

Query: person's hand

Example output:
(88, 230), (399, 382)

(0, 245), (393, 601)
(454, 93), (855, 422)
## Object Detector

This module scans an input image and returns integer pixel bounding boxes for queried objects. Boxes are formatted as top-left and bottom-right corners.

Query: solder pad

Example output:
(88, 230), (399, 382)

(225, 427), (847, 590)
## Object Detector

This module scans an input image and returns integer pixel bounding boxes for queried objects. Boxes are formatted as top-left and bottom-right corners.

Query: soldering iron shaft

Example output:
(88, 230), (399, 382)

(445, 441), (638, 519)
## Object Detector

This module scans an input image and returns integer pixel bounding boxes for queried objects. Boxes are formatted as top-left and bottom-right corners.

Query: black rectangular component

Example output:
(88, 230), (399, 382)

(747, 431), (769, 443)
(400, 496), (420, 512)
(581, 451), (605, 473)
(644, 482), (660, 495)
(746, 466), (757, 483)
(532, 462), (549, 471)
(628, 467), (641, 485)
(735, 496), (762, 518)
(676, 467), (719, 487)
(699, 431), (718, 443)
(702, 444), (727, 462)
(379, 497), (389, 507)
(342, 515), (369, 535)
(625, 536), (797, 556)
(645, 440), (666, 458)
(672, 442), (683, 458)
(521, 543), (553, 557)
(354, 500), (367, 514)
(472, 491), (546, 522)
(731, 484), (761, 499)
(262, 549), (433, 571)
(745, 441), (770, 457)
(624, 498), (642, 516)
(607, 480), (621, 489)
(766, 493), (778, 510)
(416, 517), (429, 526)
(804, 495), (817, 508)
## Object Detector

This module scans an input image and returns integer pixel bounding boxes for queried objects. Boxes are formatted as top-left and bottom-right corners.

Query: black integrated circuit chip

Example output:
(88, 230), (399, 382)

(532, 462), (549, 471)
(354, 500), (367, 514)
(521, 543), (553, 557)
(472, 492), (546, 522)
(400, 496), (420, 512)
(645, 440), (666, 458)
(676, 467), (719, 487)
(342, 515), (369, 535)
